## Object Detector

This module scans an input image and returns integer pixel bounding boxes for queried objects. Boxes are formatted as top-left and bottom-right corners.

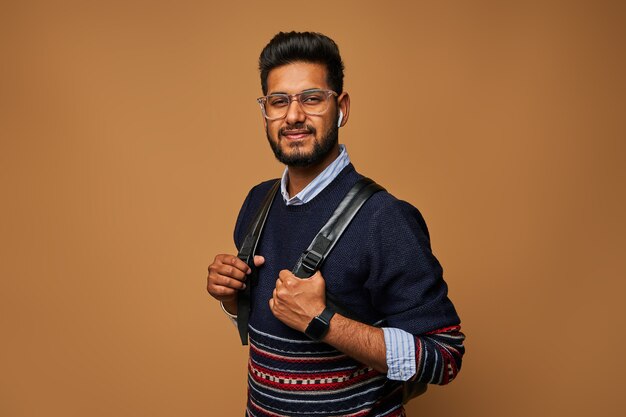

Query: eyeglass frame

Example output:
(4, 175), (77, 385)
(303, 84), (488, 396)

(256, 89), (339, 121)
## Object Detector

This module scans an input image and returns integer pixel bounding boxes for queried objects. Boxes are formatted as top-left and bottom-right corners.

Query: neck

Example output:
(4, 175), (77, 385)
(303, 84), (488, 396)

(287, 144), (340, 197)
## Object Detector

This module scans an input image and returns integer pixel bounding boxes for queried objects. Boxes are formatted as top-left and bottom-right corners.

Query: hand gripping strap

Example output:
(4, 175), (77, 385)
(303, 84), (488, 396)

(236, 180), (280, 345)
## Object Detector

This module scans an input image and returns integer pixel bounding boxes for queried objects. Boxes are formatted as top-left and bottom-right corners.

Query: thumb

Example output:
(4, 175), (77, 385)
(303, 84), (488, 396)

(309, 271), (326, 293)
(310, 271), (325, 283)
(253, 255), (265, 267)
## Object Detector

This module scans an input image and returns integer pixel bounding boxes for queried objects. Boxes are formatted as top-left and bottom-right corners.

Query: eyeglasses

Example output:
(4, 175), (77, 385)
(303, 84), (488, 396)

(256, 89), (338, 120)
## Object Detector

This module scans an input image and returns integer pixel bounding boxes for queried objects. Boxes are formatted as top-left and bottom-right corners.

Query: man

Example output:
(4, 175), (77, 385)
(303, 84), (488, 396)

(207, 31), (464, 417)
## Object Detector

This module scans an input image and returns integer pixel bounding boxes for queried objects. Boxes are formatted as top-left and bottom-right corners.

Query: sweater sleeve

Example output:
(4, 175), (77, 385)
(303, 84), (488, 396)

(365, 198), (460, 333)
(413, 325), (465, 384)
(383, 325), (465, 384)
(364, 197), (464, 384)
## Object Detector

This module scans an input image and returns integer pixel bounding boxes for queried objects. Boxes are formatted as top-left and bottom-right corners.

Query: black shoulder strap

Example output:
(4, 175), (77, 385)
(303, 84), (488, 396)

(292, 177), (385, 278)
(291, 177), (384, 320)
(236, 180), (280, 345)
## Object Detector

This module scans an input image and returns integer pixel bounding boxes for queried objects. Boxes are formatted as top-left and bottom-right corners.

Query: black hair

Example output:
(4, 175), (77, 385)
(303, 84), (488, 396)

(259, 31), (345, 95)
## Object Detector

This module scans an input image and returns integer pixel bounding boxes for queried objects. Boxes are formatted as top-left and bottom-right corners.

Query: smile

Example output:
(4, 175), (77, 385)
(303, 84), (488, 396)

(281, 130), (312, 140)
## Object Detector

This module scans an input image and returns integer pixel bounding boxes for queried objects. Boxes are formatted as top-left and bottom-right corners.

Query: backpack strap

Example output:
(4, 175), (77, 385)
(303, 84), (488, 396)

(291, 177), (385, 320)
(236, 180), (280, 345)
(292, 177), (384, 278)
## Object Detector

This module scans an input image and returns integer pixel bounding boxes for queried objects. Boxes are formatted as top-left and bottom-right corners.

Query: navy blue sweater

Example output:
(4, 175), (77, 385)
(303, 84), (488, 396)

(235, 164), (462, 417)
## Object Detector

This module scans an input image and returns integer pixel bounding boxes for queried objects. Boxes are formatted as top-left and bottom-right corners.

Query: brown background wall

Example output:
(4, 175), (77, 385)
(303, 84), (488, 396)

(1, 1), (625, 416)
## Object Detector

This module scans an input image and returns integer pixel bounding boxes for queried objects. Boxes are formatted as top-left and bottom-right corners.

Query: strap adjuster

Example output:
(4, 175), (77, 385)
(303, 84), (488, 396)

(301, 250), (323, 273)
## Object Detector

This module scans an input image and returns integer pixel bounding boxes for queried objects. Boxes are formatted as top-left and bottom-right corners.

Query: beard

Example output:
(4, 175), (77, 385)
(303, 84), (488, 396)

(266, 116), (339, 168)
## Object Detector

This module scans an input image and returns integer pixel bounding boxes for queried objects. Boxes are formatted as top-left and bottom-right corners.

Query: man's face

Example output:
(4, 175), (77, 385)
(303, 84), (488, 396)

(264, 62), (341, 168)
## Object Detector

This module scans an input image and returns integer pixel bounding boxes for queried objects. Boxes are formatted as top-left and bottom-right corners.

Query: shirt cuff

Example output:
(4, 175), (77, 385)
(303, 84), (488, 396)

(382, 327), (416, 381)
(220, 301), (238, 328)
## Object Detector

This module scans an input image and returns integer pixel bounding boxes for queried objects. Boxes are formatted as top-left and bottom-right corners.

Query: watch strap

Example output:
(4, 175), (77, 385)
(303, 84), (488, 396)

(318, 307), (336, 325)
(305, 306), (336, 341)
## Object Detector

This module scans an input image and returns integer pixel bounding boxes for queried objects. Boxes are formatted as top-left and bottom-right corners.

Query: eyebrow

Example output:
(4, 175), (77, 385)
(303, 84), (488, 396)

(268, 88), (323, 95)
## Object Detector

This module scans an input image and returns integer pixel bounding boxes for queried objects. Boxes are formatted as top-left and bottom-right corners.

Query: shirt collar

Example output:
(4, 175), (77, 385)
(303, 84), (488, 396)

(280, 144), (350, 205)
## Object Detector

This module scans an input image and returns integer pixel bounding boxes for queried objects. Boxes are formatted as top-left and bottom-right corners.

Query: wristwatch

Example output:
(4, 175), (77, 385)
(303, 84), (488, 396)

(304, 307), (335, 341)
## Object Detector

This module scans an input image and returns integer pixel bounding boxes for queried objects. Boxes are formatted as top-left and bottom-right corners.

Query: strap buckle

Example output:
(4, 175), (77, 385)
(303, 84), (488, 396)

(301, 250), (323, 274)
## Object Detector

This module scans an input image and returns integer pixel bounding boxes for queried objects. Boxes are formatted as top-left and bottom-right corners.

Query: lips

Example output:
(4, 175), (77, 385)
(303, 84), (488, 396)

(281, 129), (313, 140)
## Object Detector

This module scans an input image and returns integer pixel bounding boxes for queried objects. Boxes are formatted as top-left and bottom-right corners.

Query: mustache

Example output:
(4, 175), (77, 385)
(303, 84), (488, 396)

(279, 123), (316, 136)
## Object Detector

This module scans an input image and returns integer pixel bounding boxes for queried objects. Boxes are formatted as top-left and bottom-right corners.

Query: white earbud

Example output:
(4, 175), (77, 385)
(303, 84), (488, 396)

(337, 110), (344, 127)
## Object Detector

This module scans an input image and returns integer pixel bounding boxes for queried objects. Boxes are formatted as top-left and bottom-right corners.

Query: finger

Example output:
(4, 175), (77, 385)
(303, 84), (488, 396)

(253, 255), (265, 267)
(310, 271), (324, 281)
(309, 271), (326, 291)
(278, 269), (295, 280)
(211, 263), (247, 281)
(207, 282), (238, 299)
(212, 274), (246, 290)
(269, 297), (274, 311)
(216, 254), (252, 275)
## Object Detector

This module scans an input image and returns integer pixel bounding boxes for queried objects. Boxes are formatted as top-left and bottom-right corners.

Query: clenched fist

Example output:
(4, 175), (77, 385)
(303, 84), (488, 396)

(269, 270), (326, 332)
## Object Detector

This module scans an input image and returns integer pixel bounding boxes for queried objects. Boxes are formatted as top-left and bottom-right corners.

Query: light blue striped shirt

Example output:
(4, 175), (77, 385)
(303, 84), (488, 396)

(281, 144), (416, 381)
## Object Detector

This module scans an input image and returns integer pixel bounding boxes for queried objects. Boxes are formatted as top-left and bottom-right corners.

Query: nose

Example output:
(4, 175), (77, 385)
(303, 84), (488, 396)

(284, 97), (306, 125)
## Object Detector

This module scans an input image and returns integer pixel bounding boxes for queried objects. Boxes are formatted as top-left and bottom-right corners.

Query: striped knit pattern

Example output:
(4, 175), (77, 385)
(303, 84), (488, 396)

(246, 325), (404, 417)
(245, 324), (465, 416)
(414, 326), (465, 385)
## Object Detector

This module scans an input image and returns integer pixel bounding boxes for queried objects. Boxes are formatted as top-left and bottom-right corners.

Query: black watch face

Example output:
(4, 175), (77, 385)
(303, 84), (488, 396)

(306, 316), (328, 340)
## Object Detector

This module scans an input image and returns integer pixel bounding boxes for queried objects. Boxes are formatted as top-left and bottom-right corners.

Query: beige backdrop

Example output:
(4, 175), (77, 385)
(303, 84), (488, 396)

(1, 1), (625, 416)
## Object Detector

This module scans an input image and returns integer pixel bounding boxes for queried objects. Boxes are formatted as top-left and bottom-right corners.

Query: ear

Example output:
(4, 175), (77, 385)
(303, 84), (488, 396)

(337, 92), (350, 127)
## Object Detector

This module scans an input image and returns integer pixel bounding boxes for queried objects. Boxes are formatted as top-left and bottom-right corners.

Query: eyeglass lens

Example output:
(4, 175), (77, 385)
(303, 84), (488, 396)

(264, 91), (331, 119)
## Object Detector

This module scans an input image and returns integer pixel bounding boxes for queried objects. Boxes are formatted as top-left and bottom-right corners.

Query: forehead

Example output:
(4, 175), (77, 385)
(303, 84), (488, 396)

(266, 62), (329, 94)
